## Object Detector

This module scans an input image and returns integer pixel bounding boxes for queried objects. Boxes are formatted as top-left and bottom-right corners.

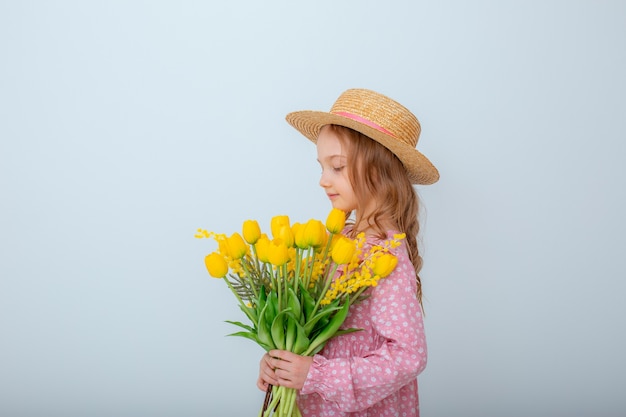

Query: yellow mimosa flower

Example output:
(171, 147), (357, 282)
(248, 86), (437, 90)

(194, 228), (210, 239)
(331, 236), (356, 265)
(242, 220), (261, 245)
(268, 238), (289, 266)
(256, 235), (271, 263)
(204, 252), (228, 278)
(271, 215), (290, 239)
(325, 208), (346, 234)
(393, 233), (406, 241)
(227, 233), (247, 260)
(372, 253), (398, 278)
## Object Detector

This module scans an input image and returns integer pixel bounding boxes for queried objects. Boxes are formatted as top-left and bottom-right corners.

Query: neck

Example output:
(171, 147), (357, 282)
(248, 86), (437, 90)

(351, 213), (395, 238)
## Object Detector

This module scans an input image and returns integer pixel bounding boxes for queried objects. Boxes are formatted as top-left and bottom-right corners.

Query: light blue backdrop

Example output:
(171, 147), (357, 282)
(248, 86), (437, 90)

(1, 1), (625, 416)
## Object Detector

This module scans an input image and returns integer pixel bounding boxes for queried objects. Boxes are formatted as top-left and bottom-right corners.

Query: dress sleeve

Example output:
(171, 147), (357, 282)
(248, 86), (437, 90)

(300, 242), (427, 412)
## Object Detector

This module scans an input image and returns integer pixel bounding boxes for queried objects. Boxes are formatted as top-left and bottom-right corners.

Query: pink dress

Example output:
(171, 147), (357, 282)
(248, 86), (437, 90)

(298, 232), (427, 416)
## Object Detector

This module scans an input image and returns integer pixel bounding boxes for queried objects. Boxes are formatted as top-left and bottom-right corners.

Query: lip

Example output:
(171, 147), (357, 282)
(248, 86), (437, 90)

(327, 193), (338, 200)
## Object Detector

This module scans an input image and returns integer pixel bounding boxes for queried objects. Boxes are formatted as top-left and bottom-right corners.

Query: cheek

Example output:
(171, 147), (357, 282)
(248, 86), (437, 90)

(338, 173), (354, 193)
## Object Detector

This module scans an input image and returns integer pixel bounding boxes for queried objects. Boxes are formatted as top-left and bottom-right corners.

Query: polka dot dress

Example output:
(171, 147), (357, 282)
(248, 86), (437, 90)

(298, 232), (427, 416)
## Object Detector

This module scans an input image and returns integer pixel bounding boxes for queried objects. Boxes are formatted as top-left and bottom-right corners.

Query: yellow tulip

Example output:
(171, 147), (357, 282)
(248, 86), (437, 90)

(271, 215), (290, 239)
(242, 220), (261, 245)
(292, 222), (307, 249)
(329, 232), (342, 249)
(268, 239), (289, 266)
(331, 236), (356, 264)
(372, 253), (398, 278)
(227, 233), (247, 260)
(277, 225), (295, 248)
(325, 208), (346, 234)
(303, 219), (327, 248)
(204, 252), (228, 278)
(256, 235), (271, 263)
(218, 239), (231, 258)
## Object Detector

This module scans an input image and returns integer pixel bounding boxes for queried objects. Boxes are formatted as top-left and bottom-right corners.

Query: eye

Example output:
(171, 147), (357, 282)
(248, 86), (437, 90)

(333, 165), (345, 172)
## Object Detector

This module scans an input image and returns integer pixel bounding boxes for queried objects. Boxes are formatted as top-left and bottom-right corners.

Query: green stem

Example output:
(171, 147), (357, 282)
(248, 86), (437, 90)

(268, 262), (276, 295)
(293, 249), (301, 297)
(282, 263), (289, 301)
(319, 232), (334, 263)
(241, 256), (258, 299)
(309, 263), (340, 319)
(222, 276), (255, 323)
(285, 388), (297, 417)
(252, 244), (261, 274)
(302, 247), (311, 291)
(276, 267), (282, 312)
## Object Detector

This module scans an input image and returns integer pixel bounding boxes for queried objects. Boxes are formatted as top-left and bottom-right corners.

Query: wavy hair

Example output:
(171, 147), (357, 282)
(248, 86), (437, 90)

(326, 124), (424, 306)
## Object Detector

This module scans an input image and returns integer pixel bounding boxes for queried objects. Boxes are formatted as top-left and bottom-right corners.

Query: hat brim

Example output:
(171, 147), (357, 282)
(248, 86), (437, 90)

(286, 110), (440, 185)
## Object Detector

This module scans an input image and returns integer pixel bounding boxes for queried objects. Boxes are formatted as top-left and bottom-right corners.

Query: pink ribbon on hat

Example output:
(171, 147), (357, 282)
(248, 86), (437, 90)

(333, 111), (395, 137)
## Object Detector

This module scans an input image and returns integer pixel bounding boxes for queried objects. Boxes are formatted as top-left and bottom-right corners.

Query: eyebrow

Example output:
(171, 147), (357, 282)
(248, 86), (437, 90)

(316, 154), (347, 163)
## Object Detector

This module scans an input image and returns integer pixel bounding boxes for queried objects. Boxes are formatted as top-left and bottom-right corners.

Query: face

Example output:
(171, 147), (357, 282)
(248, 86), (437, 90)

(316, 126), (358, 212)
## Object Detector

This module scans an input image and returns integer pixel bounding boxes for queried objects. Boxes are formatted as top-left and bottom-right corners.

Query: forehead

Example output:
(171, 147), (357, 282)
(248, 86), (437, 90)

(316, 126), (345, 158)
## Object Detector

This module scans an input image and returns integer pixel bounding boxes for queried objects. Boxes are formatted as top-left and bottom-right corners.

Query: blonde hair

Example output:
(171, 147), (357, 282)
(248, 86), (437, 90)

(326, 124), (424, 306)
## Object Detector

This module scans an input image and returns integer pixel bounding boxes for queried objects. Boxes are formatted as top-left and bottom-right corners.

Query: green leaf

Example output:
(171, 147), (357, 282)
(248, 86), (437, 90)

(257, 303), (275, 350)
(238, 304), (257, 325)
(226, 331), (272, 352)
(265, 291), (278, 325)
(270, 310), (287, 350)
(303, 305), (341, 335)
(225, 320), (255, 333)
(284, 314), (297, 351)
(299, 283), (316, 321)
(287, 287), (302, 322)
(304, 301), (351, 356)
(292, 320), (310, 355)
(331, 327), (362, 337)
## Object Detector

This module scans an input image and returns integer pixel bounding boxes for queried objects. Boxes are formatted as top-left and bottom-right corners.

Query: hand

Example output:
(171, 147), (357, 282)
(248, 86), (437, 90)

(257, 352), (277, 391)
(256, 350), (313, 391)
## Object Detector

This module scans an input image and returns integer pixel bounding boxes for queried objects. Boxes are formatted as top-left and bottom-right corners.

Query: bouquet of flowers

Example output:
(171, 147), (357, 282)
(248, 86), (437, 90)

(196, 208), (404, 417)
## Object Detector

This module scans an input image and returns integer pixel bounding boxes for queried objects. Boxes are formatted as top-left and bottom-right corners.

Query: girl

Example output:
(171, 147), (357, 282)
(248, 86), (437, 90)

(257, 88), (439, 416)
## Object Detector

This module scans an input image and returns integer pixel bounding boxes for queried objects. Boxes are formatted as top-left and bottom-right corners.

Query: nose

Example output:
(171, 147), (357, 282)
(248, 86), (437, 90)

(319, 169), (331, 188)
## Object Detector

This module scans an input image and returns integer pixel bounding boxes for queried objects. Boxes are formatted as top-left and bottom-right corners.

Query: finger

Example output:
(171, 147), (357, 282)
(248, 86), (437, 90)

(262, 353), (274, 367)
(257, 378), (268, 391)
(275, 374), (296, 389)
(275, 369), (292, 384)
(268, 349), (290, 361)
(261, 358), (274, 372)
(263, 367), (279, 384)
(269, 349), (298, 363)
(268, 355), (285, 371)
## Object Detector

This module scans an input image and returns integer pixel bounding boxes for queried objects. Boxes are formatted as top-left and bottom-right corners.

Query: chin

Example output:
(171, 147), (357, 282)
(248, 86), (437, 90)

(332, 203), (353, 212)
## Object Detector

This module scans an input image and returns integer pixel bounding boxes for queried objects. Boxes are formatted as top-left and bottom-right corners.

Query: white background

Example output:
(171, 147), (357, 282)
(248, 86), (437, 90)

(1, 1), (625, 416)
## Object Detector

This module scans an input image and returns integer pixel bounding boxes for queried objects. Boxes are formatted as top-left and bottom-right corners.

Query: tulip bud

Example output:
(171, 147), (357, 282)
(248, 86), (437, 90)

(325, 208), (346, 234)
(268, 239), (289, 266)
(204, 252), (228, 278)
(303, 219), (326, 248)
(226, 233), (247, 259)
(292, 223), (307, 249)
(242, 220), (261, 245)
(372, 253), (398, 278)
(218, 238), (231, 258)
(331, 236), (356, 264)
(278, 225), (295, 248)
(256, 235), (271, 263)
(271, 215), (290, 239)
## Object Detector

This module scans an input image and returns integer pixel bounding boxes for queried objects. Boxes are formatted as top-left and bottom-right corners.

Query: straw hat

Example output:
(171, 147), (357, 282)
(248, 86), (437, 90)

(286, 88), (439, 185)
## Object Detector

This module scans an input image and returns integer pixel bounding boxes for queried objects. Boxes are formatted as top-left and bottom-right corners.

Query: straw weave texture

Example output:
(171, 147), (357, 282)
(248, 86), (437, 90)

(286, 89), (439, 185)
